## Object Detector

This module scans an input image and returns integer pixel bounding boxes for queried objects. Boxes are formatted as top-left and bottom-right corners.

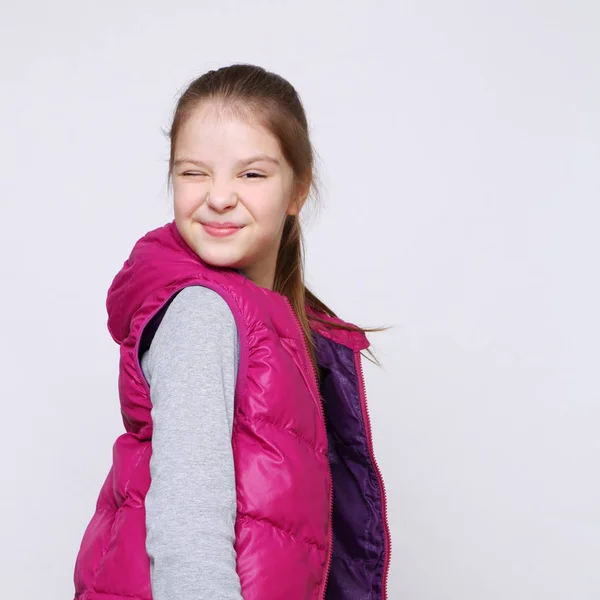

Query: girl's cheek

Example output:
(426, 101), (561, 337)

(175, 190), (203, 216)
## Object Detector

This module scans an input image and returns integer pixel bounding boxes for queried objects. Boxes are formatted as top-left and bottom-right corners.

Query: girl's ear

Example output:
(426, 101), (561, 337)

(287, 180), (310, 216)
(287, 196), (305, 216)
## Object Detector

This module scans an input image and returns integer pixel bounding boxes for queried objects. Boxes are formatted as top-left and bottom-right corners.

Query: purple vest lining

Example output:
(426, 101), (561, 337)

(314, 333), (386, 599)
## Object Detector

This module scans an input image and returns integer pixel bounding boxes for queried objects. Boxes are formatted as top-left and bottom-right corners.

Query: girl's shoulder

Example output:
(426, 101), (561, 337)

(139, 285), (239, 365)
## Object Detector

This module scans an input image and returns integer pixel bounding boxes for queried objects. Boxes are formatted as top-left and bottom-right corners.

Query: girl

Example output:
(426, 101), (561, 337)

(72, 63), (391, 600)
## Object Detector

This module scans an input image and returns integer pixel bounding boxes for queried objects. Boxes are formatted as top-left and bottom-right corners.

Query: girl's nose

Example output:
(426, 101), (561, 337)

(205, 184), (238, 211)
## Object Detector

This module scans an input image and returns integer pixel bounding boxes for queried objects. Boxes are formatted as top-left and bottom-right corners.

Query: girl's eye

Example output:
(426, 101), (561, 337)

(181, 172), (265, 178)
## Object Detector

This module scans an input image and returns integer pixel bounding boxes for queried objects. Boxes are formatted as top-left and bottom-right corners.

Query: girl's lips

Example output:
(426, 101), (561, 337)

(201, 223), (244, 237)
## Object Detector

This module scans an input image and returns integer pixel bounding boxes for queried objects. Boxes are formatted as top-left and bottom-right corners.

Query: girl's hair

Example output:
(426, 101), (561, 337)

(166, 63), (389, 371)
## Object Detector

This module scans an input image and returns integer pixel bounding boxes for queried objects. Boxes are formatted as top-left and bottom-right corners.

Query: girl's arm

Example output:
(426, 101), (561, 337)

(140, 285), (243, 600)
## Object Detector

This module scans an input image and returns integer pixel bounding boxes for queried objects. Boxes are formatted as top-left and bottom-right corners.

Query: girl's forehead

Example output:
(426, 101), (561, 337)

(178, 107), (281, 154)
(189, 100), (261, 128)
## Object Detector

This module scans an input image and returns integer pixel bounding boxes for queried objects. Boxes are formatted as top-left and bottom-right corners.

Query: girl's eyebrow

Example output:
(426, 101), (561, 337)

(174, 155), (280, 168)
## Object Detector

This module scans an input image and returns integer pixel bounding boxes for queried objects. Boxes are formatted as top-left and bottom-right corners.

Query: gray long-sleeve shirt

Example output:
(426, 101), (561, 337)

(140, 285), (243, 600)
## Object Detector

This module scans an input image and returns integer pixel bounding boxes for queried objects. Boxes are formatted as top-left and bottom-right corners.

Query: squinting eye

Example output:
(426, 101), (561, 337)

(182, 172), (206, 177)
(243, 172), (266, 179)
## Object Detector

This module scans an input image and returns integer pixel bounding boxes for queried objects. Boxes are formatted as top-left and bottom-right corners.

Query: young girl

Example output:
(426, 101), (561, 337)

(72, 63), (391, 600)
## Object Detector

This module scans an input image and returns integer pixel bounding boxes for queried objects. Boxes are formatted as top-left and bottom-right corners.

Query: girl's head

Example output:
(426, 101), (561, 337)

(167, 64), (317, 292)
(166, 64), (386, 370)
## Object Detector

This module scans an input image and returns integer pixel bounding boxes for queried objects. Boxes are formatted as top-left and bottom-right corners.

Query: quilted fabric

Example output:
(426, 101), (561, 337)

(72, 221), (389, 600)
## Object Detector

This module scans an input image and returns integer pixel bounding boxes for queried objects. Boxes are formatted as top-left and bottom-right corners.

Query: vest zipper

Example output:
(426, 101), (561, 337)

(283, 297), (333, 600)
(355, 352), (392, 599)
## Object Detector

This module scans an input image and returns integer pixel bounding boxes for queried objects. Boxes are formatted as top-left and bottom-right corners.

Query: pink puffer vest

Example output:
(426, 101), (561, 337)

(73, 221), (391, 600)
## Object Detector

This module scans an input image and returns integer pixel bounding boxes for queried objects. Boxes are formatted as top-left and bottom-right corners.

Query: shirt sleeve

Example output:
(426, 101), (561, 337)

(140, 285), (242, 600)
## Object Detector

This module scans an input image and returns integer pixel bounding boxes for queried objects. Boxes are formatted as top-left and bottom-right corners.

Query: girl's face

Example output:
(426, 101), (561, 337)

(172, 102), (304, 290)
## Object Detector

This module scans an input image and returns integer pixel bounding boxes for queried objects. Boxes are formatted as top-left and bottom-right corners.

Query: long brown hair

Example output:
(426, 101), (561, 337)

(165, 63), (390, 371)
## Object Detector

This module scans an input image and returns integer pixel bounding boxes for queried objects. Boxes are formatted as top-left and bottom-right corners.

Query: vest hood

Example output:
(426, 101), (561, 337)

(106, 220), (369, 351)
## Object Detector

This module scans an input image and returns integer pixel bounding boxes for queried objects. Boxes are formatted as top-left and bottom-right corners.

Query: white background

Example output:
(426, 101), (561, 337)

(1, 1), (599, 598)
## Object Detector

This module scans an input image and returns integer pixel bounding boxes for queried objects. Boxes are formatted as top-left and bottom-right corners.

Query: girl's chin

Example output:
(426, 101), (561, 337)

(195, 248), (246, 270)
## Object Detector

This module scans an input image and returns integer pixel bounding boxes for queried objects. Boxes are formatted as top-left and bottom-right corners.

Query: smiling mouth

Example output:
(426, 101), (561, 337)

(201, 223), (244, 237)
